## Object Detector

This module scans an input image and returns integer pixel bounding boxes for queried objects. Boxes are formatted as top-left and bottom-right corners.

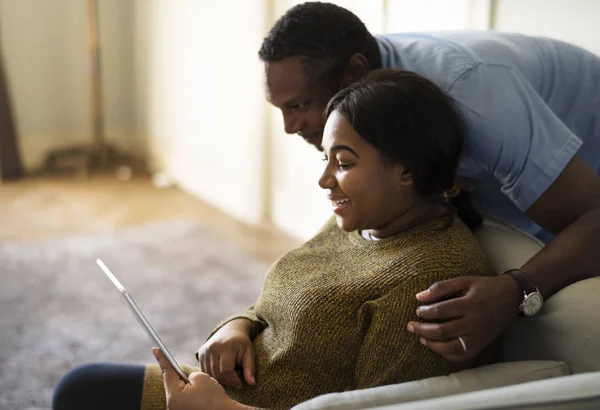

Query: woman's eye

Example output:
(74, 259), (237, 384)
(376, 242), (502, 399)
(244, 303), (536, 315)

(322, 155), (353, 170)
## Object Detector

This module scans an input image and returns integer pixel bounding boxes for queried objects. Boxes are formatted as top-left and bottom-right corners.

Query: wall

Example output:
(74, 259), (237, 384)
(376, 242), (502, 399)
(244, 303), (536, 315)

(0, 0), (137, 170)
(136, 0), (269, 225)
(493, 0), (600, 55)
(0, 0), (269, 225)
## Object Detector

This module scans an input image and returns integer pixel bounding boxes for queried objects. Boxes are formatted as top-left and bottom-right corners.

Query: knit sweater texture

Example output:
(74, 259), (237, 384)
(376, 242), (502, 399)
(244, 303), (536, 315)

(142, 215), (493, 410)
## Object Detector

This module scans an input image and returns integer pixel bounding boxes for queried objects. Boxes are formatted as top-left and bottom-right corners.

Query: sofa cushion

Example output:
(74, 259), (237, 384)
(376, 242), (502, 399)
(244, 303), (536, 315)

(292, 361), (570, 410)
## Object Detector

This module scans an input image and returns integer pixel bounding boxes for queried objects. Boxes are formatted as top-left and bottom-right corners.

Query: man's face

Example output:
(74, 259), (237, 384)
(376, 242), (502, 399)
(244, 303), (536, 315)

(265, 57), (339, 150)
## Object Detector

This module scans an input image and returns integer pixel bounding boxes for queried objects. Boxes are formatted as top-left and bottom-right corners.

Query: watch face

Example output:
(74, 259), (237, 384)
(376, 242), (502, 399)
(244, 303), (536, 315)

(522, 292), (544, 316)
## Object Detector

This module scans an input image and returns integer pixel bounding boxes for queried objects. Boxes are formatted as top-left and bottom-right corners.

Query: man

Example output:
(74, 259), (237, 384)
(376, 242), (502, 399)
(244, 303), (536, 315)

(260, 2), (600, 361)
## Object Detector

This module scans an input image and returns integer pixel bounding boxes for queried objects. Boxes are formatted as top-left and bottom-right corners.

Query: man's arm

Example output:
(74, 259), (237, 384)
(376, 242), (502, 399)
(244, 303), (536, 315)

(522, 156), (600, 297)
(405, 57), (600, 361)
(407, 157), (600, 360)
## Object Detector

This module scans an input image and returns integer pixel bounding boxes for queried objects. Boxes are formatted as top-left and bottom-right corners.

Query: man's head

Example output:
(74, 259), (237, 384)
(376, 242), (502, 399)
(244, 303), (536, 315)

(259, 2), (380, 149)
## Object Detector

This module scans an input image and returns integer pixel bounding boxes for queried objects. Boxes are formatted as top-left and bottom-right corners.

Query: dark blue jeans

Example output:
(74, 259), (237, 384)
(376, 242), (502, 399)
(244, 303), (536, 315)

(52, 363), (146, 410)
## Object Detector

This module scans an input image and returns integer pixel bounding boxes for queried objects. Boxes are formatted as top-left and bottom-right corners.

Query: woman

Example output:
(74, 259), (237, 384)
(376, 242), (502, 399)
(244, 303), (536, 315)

(53, 70), (493, 410)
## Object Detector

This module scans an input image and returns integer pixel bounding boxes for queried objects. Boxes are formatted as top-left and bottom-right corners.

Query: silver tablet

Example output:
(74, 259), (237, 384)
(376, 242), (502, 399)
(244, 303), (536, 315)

(96, 258), (189, 383)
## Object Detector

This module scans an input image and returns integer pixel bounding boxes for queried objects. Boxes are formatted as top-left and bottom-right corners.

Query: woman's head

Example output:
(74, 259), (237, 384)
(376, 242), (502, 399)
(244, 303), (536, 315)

(319, 69), (466, 235)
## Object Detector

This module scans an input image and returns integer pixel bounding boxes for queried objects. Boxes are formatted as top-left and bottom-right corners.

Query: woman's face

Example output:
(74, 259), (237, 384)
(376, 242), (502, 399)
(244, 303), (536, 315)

(319, 111), (420, 236)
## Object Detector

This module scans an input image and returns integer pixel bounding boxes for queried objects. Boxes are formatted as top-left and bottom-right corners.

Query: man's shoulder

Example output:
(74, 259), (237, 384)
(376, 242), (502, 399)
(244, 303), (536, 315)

(375, 31), (546, 92)
(376, 32), (479, 92)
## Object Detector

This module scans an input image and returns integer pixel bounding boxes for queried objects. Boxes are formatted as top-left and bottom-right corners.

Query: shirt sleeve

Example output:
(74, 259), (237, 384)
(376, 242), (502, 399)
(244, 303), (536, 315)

(450, 63), (582, 211)
(352, 283), (465, 390)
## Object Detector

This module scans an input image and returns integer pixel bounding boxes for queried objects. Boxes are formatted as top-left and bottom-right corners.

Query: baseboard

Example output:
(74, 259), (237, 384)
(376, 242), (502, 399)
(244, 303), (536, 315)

(17, 132), (149, 172)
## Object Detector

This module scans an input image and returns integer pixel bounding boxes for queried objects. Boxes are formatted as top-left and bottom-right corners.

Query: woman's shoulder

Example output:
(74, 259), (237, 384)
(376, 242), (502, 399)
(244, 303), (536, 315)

(413, 215), (482, 247)
(394, 216), (494, 278)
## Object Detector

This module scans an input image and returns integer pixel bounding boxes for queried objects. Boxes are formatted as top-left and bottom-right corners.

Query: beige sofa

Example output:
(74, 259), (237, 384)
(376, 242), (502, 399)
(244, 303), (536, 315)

(293, 218), (600, 410)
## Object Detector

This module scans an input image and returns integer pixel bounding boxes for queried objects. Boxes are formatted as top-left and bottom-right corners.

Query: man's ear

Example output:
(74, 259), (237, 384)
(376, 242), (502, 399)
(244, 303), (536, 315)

(340, 53), (370, 87)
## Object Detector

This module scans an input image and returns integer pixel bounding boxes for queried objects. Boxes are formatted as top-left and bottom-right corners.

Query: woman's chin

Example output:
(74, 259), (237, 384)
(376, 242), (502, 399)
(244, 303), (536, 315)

(335, 215), (357, 232)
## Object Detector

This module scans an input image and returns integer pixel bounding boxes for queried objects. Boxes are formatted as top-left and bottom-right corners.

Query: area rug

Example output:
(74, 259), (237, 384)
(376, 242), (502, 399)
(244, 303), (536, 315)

(0, 219), (268, 409)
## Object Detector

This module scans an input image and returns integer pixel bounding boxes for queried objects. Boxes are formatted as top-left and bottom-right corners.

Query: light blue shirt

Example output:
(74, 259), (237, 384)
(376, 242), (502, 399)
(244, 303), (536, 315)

(376, 31), (600, 242)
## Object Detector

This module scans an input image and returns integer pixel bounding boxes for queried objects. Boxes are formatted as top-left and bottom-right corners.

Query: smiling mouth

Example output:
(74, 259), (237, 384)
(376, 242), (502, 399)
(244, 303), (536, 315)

(331, 198), (350, 207)
(331, 198), (351, 215)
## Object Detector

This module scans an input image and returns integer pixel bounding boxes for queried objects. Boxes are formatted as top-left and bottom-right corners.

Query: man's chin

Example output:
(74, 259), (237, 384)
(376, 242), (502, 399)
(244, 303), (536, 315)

(303, 134), (323, 150)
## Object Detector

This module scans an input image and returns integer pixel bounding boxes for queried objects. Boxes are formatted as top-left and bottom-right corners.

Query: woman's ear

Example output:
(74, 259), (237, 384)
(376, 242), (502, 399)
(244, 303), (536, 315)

(398, 168), (415, 187)
(340, 53), (370, 88)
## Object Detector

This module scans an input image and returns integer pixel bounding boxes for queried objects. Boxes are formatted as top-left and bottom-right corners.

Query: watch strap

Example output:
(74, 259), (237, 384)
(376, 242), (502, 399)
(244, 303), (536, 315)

(503, 268), (537, 295)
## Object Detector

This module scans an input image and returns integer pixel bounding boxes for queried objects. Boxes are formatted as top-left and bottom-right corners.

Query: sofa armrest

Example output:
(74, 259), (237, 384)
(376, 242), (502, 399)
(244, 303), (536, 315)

(369, 372), (600, 410)
(291, 361), (569, 410)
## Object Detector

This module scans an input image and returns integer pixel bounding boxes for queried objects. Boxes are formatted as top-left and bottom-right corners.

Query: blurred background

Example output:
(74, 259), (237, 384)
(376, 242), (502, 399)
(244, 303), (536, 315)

(1, 0), (600, 243)
(1, 1), (600, 408)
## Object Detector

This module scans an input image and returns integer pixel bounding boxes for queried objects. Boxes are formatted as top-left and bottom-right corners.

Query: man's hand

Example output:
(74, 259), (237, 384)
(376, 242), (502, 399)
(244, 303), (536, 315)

(153, 347), (238, 410)
(197, 319), (256, 389)
(407, 275), (521, 361)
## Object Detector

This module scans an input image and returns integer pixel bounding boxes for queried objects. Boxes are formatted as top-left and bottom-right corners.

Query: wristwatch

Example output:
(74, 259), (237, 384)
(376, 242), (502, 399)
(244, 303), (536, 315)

(503, 269), (544, 316)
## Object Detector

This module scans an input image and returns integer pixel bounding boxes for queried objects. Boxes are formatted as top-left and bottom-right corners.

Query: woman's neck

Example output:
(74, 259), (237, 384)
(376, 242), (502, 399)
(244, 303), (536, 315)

(366, 199), (447, 239)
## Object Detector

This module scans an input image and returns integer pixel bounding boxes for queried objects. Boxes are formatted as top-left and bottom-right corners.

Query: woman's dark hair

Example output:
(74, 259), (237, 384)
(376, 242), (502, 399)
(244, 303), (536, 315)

(325, 69), (482, 230)
(258, 2), (381, 78)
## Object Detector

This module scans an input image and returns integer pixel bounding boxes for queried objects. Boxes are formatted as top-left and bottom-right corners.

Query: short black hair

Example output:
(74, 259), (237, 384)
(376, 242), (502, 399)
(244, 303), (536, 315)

(258, 2), (381, 72)
(326, 69), (482, 230)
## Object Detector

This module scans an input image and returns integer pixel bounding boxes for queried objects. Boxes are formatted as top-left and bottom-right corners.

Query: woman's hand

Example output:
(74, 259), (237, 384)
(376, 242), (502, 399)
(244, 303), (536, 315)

(197, 318), (256, 389)
(152, 347), (238, 410)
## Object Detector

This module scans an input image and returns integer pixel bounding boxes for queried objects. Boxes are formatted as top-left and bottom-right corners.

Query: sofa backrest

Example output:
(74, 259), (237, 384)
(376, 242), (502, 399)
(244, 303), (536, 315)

(474, 217), (544, 274)
(474, 218), (600, 373)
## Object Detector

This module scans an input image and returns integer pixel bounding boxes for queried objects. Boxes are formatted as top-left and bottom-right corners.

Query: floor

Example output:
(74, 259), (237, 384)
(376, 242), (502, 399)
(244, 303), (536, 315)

(0, 173), (301, 264)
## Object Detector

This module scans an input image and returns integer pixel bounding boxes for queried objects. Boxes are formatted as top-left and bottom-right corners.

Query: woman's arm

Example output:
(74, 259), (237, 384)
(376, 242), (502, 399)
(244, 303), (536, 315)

(352, 283), (465, 389)
(205, 305), (267, 342)
(195, 305), (268, 388)
(196, 305), (267, 359)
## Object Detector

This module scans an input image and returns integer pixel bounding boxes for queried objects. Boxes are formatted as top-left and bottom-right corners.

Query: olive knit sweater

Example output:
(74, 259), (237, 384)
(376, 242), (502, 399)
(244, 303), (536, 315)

(142, 215), (493, 410)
